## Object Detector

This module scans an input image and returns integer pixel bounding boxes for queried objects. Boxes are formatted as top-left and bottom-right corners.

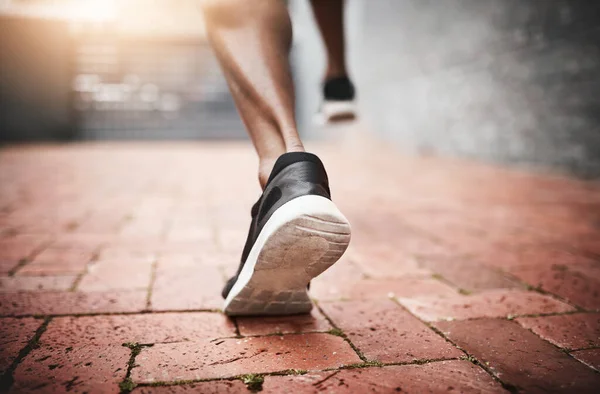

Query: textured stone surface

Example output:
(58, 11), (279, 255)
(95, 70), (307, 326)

(436, 319), (600, 392)
(236, 309), (331, 336)
(41, 313), (236, 346)
(77, 258), (153, 291)
(12, 345), (129, 393)
(399, 289), (574, 322)
(1, 142), (600, 392)
(133, 380), (248, 393)
(17, 247), (95, 276)
(320, 300), (462, 363)
(0, 290), (147, 316)
(572, 349), (600, 372)
(517, 313), (600, 350)
(311, 277), (457, 301)
(510, 264), (600, 310)
(132, 334), (362, 382)
(0, 276), (76, 292)
(418, 258), (522, 292)
(0, 235), (49, 275)
(150, 258), (223, 311)
(0, 318), (41, 374)
(262, 361), (507, 393)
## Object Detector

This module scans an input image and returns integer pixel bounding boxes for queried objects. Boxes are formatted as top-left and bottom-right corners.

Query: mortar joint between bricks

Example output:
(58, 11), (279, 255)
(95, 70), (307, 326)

(314, 302), (369, 362)
(426, 324), (519, 393)
(145, 255), (159, 310)
(132, 358), (468, 390)
(387, 297), (521, 391)
(6, 232), (54, 276)
(119, 342), (153, 393)
(231, 317), (242, 337)
(0, 316), (52, 391)
(69, 247), (103, 291)
(507, 268), (588, 312)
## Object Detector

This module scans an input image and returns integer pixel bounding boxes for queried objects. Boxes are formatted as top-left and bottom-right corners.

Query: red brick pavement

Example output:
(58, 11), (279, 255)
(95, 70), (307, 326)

(1, 142), (599, 393)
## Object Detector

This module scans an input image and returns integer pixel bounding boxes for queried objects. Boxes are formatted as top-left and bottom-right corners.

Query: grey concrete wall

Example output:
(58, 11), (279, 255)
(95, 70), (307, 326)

(292, 0), (600, 177)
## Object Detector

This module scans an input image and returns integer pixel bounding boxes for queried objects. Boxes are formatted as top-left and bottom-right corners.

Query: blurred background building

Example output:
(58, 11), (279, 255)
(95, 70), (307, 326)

(0, 0), (244, 141)
(1, 0), (599, 176)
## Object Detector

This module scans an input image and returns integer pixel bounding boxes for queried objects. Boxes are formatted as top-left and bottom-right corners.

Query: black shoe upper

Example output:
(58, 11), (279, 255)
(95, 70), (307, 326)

(221, 152), (331, 299)
(323, 76), (356, 101)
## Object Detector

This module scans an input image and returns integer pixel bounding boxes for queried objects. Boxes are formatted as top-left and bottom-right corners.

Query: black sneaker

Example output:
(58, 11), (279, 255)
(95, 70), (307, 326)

(222, 152), (351, 316)
(316, 76), (357, 124)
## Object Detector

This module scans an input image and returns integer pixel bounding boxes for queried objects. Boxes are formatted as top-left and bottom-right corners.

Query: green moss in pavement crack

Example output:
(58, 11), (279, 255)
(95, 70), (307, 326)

(343, 361), (384, 369)
(327, 328), (344, 337)
(119, 378), (137, 393)
(119, 343), (147, 393)
(122, 342), (140, 350)
(460, 354), (477, 363)
(361, 361), (384, 367)
(273, 369), (307, 376)
(241, 374), (264, 392)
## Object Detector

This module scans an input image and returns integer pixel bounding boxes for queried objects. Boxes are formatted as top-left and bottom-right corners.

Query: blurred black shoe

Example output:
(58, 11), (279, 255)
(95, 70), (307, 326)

(316, 76), (357, 124)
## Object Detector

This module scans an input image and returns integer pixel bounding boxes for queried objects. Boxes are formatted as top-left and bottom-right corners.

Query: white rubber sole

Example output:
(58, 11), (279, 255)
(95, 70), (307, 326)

(315, 101), (357, 125)
(223, 195), (351, 316)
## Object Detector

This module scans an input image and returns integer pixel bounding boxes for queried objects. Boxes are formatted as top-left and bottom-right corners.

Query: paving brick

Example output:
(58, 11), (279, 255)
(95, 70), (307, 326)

(516, 313), (600, 350)
(236, 309), (331, 336)
(0, 290), (147, 316)
(399, 289), (574, 322)
(165, 221), (213, 243)
(311, 277), (457, 302)
(150, 259), (223, 311)
(209, 249), (244, 272)
(120, 219), (166, 239)
(77, 259), (153, 291)
(3, 140), (600, 391)
(310, 256), (365, 290)
(0, 276), (76, 292)
(510, 264), (600, 310)
(0, 235), (47, 274)
(17, 247), (95, 276)
(132, 333), (361, 382)
(50, 234), (111, 251)
(0, 318), (42, 374)
(320, 300), (462, 363)
(262, 360), (506, 393)
(568, 261), (600, 279)
(476, 246), (597, 270)
(348, 243), (434, 279)
(74, 215), (124, 233)
(41, 313), (236, 346)
(567, 235), (600, 257)
(96, 247), (156, 263)
(134, 380), (247, 393)
(435, 318), (600, 393)
(11, 345), (129, 393)
(216, 229), (248, 256)
(418, 257), (523, 292)
(571, 349), (600, 372)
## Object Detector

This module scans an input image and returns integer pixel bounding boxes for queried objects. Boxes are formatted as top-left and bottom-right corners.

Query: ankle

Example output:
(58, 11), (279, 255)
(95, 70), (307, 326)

(258, 145), (305, 188)
(258, 158), (277, 189)
(324, 65), (348, 81)
(285, 141), (305, 153)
